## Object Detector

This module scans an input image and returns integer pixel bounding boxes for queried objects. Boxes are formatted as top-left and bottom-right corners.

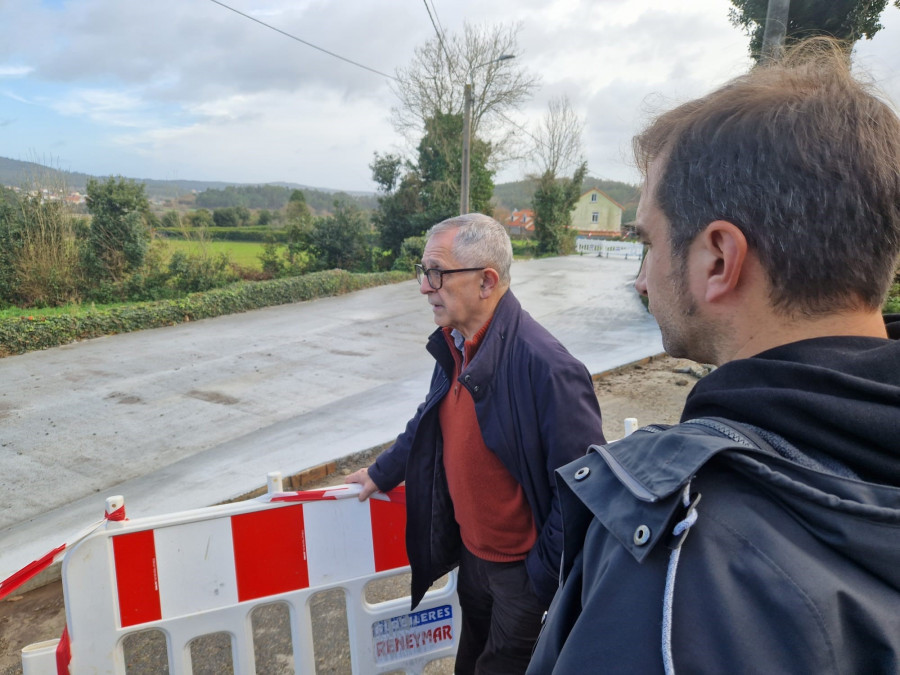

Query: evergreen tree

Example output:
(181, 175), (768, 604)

(370, 113), (494, 258)
(729, 0), (900, 60)
(532, 162), (587, 256)
(284, 190), (314, 268)
(309, 200), (369, 271)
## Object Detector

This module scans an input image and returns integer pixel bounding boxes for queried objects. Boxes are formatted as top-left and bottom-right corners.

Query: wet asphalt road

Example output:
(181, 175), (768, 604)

(0, 255), (662, 580)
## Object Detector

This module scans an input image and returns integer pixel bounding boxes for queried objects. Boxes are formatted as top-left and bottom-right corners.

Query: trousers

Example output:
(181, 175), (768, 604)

(454, 546), (548, 675)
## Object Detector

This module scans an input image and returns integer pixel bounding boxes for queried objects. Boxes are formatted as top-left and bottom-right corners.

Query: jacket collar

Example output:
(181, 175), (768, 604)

(426, 289), (521, 402)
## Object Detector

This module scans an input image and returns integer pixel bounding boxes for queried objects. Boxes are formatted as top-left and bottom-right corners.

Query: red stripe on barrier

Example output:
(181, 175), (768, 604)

(382, 486), (406, 505)
(232, 504), (310, 602)
(370, 496), (409, 572)
(112, 530), (162, 627)
(55, 625), (71, 675)
(0, 543), (65, 602)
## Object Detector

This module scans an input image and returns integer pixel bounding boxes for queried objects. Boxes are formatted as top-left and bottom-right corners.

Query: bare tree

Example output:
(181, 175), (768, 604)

(390, 22), (540, 145)
(532, 96), (585, 178)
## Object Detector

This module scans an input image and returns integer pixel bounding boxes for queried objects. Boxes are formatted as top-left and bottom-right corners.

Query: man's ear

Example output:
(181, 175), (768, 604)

(480, 268), (501, 297)
(698, 220), (748, 303)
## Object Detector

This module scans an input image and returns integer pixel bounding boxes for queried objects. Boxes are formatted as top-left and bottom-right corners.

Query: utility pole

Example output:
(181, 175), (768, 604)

(761, 0), (790, 64)
(460, 82), (473, 215)
(460, 54), (515, 215)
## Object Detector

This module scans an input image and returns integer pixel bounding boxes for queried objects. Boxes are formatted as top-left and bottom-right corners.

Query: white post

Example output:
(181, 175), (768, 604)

(624, 417), (639, 437)
(267, 471), (283, 494)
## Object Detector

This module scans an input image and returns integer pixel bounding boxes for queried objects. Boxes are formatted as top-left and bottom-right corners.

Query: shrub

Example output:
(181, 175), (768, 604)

(392, 236), (426, 272)
(511, 239), (537, 259)
(167, 250), (237, 293)
(0, 194), (83, 308)
(83, 177), (151, 281)
(885, 279), (900, 314)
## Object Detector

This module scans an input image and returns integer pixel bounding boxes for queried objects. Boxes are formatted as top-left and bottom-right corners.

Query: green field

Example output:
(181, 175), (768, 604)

(159, 240), (271, 269)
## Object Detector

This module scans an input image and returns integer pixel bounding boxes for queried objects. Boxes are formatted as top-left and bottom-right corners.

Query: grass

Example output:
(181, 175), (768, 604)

(0, 301), (134, 320)
(158, 240), (272, 270)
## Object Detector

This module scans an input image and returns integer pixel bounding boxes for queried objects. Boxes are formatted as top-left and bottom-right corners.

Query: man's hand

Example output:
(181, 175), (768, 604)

(344, 467), (379, 501)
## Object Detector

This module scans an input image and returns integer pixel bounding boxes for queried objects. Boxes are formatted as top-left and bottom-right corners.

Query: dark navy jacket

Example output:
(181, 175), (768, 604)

(367, 289), (604, 608)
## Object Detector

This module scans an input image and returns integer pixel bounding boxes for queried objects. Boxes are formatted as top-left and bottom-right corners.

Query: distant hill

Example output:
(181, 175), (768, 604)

(0, 156), (376, 202)
(0, 156), (638, 219)
(0, 157), (95, 193)
(493, 176), (640, 212)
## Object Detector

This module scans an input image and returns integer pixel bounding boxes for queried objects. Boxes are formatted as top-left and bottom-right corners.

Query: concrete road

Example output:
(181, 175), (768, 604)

(0, 255), (662, 580)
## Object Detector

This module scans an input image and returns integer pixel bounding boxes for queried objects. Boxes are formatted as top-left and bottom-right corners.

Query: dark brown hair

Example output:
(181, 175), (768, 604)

(634, 38), (900, 315)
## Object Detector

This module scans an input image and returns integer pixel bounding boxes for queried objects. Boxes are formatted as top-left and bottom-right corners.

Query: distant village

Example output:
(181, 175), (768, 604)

(2, 184), (87, 206)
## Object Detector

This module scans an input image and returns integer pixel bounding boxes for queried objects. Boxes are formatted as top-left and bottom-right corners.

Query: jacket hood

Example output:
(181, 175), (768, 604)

(681, 314), (900, 486)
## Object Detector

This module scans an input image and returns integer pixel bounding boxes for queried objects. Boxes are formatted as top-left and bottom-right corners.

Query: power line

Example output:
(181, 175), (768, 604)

(422, 0), (454, 66)
(496, 109), (544, 149)
(427, 0), (448, 41)
(208, 0), (397, 82)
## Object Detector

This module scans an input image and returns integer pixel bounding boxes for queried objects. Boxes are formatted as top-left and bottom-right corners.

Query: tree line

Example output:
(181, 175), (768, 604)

(0, 178), (390, 310)
(193, 184), (377, 212)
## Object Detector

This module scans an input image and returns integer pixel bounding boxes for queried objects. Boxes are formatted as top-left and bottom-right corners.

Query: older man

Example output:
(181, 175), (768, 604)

(346, 213), (604, 674)
(527, 38), (900, 674)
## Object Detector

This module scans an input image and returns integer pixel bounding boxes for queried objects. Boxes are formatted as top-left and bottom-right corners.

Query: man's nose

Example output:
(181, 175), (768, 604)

(634, 263), (648, 297)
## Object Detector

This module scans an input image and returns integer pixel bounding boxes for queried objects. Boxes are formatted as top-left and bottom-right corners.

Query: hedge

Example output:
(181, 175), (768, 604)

(156, 227), (288, 242)
(0, 269), (410, 357)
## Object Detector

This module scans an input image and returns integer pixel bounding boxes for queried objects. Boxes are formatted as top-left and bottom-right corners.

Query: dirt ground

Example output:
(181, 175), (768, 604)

(0, 353), (702, 674)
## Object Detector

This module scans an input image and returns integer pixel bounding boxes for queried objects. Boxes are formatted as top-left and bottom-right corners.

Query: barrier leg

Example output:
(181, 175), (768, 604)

(21, 639), (59, 675)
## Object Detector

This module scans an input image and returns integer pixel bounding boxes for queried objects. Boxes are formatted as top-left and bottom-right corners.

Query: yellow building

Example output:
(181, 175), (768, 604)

(571, 188), (624, 237)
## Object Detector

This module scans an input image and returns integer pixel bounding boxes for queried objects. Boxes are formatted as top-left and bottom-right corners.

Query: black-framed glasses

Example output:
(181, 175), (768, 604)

(415, 264), (485, 290)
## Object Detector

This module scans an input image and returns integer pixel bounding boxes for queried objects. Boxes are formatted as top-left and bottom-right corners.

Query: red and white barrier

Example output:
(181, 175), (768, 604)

(19, 420), (641, 674)
(20, 475), (460, 674)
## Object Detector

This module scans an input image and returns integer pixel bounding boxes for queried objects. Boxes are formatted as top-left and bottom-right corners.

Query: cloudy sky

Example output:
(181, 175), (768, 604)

(2, 0), (898, 192)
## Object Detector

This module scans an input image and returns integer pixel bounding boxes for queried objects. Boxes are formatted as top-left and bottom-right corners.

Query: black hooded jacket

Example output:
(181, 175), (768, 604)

(681, 314), (900, 484)
(528, 315), (900, 674)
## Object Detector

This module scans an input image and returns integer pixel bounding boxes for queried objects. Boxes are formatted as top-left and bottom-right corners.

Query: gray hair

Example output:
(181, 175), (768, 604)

(428, 213), (513, 285)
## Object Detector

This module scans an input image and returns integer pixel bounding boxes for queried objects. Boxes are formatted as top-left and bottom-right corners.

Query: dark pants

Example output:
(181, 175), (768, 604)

(454, 547), (548, 675)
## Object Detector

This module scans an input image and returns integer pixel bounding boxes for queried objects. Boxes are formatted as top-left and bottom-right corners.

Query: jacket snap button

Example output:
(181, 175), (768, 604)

(634, 525), (651, 546)
(574, 467), (590, 481)
(472, 385), (480, 392)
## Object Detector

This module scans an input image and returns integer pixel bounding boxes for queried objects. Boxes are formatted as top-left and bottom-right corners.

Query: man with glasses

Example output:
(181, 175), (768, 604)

(346, 213), (604, 674)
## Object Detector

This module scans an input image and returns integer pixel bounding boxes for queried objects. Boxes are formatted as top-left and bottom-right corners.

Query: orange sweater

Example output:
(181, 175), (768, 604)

(439, 325), (537, 562)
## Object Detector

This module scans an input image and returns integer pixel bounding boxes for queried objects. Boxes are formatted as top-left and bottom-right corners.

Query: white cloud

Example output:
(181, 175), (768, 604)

(0, 0), (898, 191)
(51, 89), (150, 128)
(110, 85), (398, 190)
(0, 65), (32, 77)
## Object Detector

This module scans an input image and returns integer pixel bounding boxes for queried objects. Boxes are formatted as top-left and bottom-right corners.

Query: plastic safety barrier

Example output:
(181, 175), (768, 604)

(575, 238), (644, 259)
(20, 474), (460, 674)
(21, 420), (641, 674)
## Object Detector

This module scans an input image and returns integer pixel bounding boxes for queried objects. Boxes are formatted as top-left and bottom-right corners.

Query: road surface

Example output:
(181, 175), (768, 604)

(0, 255), (662, 581)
